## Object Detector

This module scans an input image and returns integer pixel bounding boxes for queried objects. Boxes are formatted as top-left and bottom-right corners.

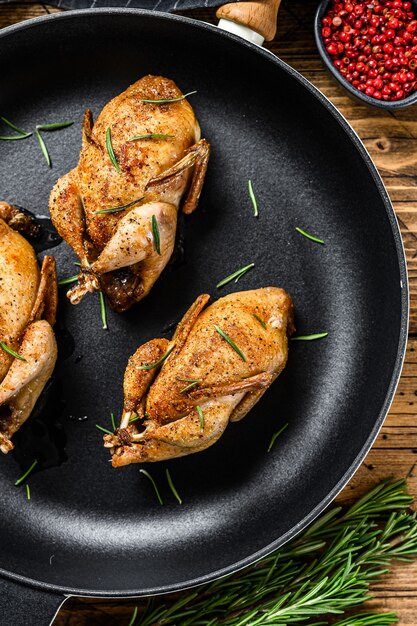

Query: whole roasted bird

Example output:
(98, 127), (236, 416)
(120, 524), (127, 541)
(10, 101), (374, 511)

(104, 288), (294, 466)
(50, 75), (210, 312)
(0, 202), (58, 454)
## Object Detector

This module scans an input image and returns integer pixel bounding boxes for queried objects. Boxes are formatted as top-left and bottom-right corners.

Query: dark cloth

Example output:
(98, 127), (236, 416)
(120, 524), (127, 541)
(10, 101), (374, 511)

(0, 0), (234, 11)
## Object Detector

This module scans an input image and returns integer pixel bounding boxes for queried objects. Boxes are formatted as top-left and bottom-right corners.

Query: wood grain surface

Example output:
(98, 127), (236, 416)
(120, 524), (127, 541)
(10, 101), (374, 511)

(1, 1), (417, 623)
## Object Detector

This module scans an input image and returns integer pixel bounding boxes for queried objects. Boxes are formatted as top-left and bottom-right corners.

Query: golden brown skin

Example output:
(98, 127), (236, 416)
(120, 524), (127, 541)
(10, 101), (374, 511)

(105, 288), (295, 465)
(0, 203), (58, 454)
(49, 75), (210, 312)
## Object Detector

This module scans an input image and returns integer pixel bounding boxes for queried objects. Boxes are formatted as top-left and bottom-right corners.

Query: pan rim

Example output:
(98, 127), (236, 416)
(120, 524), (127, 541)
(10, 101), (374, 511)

(0, 7), (409, 598)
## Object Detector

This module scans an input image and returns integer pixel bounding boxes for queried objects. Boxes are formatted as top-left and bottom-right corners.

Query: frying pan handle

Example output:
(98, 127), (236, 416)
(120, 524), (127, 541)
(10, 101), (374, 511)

(216, 0), (281, 44)
(0, 577), (66, 626)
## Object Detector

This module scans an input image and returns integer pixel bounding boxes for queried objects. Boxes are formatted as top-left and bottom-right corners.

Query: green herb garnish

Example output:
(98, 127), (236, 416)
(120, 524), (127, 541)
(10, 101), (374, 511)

(291, 332), (328, 341)
(106, 127), (121, 173)
(127, 607), (138, 626)
(15, 460), (38, 486)
(180, 380), (201, 394)
(111, 412), (117, 432)
(99, 292), (108, 330)
(166, 468), (182, 504)
(248, 179), (258, 217)
(296, 227), (325, 245)
(267, 422), (289, 453)
(1, 116), (29, 135)
(0, 133), (32, 141)
(138, 344), (175, 371)
(36, 121), (73, 131)
(253, 313), (267, 330)
(128, 133), (175, 141)
(140, 469), (164, 506)
(216, 263), (255, 289)
(152, 214), (161, 255)
(0, 341), (27, 361)
(58, 274), (78, 286)
(141, 91), (197, 104)
(96, 424), (113, 435)
(213, 325), (246, 362)
(35, 128), (51, 167)
(26, 484), (31, 501)
(197, 405), (204, 431)
(94, 196), (144, 215)
(129, 415), (141, 424)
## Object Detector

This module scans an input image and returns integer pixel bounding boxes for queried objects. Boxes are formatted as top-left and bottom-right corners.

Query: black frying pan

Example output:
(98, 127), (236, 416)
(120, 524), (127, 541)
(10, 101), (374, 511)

(0, 8), (408, 625)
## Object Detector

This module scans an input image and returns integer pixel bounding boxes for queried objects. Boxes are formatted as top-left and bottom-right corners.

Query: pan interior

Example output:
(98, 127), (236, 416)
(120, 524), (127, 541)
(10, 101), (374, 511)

(0, 11), (406, 594)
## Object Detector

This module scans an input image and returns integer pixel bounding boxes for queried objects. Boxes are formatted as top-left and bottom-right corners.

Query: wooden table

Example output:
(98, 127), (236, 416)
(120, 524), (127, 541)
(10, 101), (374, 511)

(1, 1), (417, 623)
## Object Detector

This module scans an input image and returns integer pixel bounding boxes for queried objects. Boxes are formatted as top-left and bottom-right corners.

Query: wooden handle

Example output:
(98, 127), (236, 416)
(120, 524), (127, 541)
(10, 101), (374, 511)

(216, 0), (281, 42)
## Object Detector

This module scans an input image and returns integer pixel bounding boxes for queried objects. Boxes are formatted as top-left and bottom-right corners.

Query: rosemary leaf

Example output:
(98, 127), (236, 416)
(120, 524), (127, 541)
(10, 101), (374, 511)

(138, 344), (175, 371)
(35, 128), (51, 167)
(267, 422), (289, 453)
(248, 179), (258, 217)
(96, 424), (113, 435)
(58, 274), (78, 286)
(127, 607), (138, 626)
(36, 121), (73, 131)
(111, 412), (117, 432)
(152, 214), (161, 255)
(99, 292), (108, 330)
(253, 313), (267, 330)
(106, 127), (121, 173)
(213, 325), (246, 362)
(129, 415), (141, 424)
(166, 468), (182, 504)
(197, 405), (204, 431)
(128, 133), (175, 141)
(0, 341), (26, 361)
(141, 91), (197, 104)
(296, 227), (325, 245)
(291, 332), (328, 341)
(94, 196), (144, 215)
(15, 460), (38, 486)
(180, 380), (201, 394)
(1, 116), (29, 135)
(0, 133), (32, 141)
(26, 484), (31, 501)
(140, 469), (164, 505)
(216, 263), (255, 289)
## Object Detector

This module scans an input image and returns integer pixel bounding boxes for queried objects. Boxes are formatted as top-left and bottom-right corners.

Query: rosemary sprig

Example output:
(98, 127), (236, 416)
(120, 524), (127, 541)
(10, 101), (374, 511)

(96, 424), (113, 435)
(58, 274), (78, 286)
(128, 479), (417, 626)
(35, 128), (51, 167)
(216, 263), (255, 289)
(0, 341), (27, 361)
(267, 422), (289, 453)
(141, 91), (197, 104)
(166, 469), (182, 504)
(296, 227), (325, 245)
(248, 179), (258, 217)
(292, 332), (328, 341)
(26, 484), (31, 501)
(152, 215), (161, 255)
(1, 116), (29, 135)
(106, 127), (121, 173)
(111, 412), (117, 432)
(180, 380), (201, 394)
(138, 344), (175, 371)
(0, 133), (32, 141)
(36, 121), (73, 131)
(129, 415), (141, 424)
(128, 133), (175, 141)
(94, 196), (144, 215)
(15, 460), (38, 486)
(253, 313), (267, 330)
(196, 405), (204, 430)
(213, 325), (246, 362)
(127, 606), (138, 626)
(140, 469), (164, 505)
(99, 292), (107, 330)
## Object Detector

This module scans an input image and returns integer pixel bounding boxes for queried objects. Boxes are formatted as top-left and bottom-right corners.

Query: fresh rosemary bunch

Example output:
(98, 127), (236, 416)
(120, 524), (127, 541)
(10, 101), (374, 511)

(128, 480), (417, 626)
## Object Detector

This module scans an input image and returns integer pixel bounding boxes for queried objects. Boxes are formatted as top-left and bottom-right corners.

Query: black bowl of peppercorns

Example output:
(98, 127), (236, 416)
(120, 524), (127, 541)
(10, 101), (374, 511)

(315, 0), (417, 108)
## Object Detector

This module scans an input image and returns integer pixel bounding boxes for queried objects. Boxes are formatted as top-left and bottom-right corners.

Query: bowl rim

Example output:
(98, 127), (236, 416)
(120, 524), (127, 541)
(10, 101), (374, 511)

(314, 0), (417, 110)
